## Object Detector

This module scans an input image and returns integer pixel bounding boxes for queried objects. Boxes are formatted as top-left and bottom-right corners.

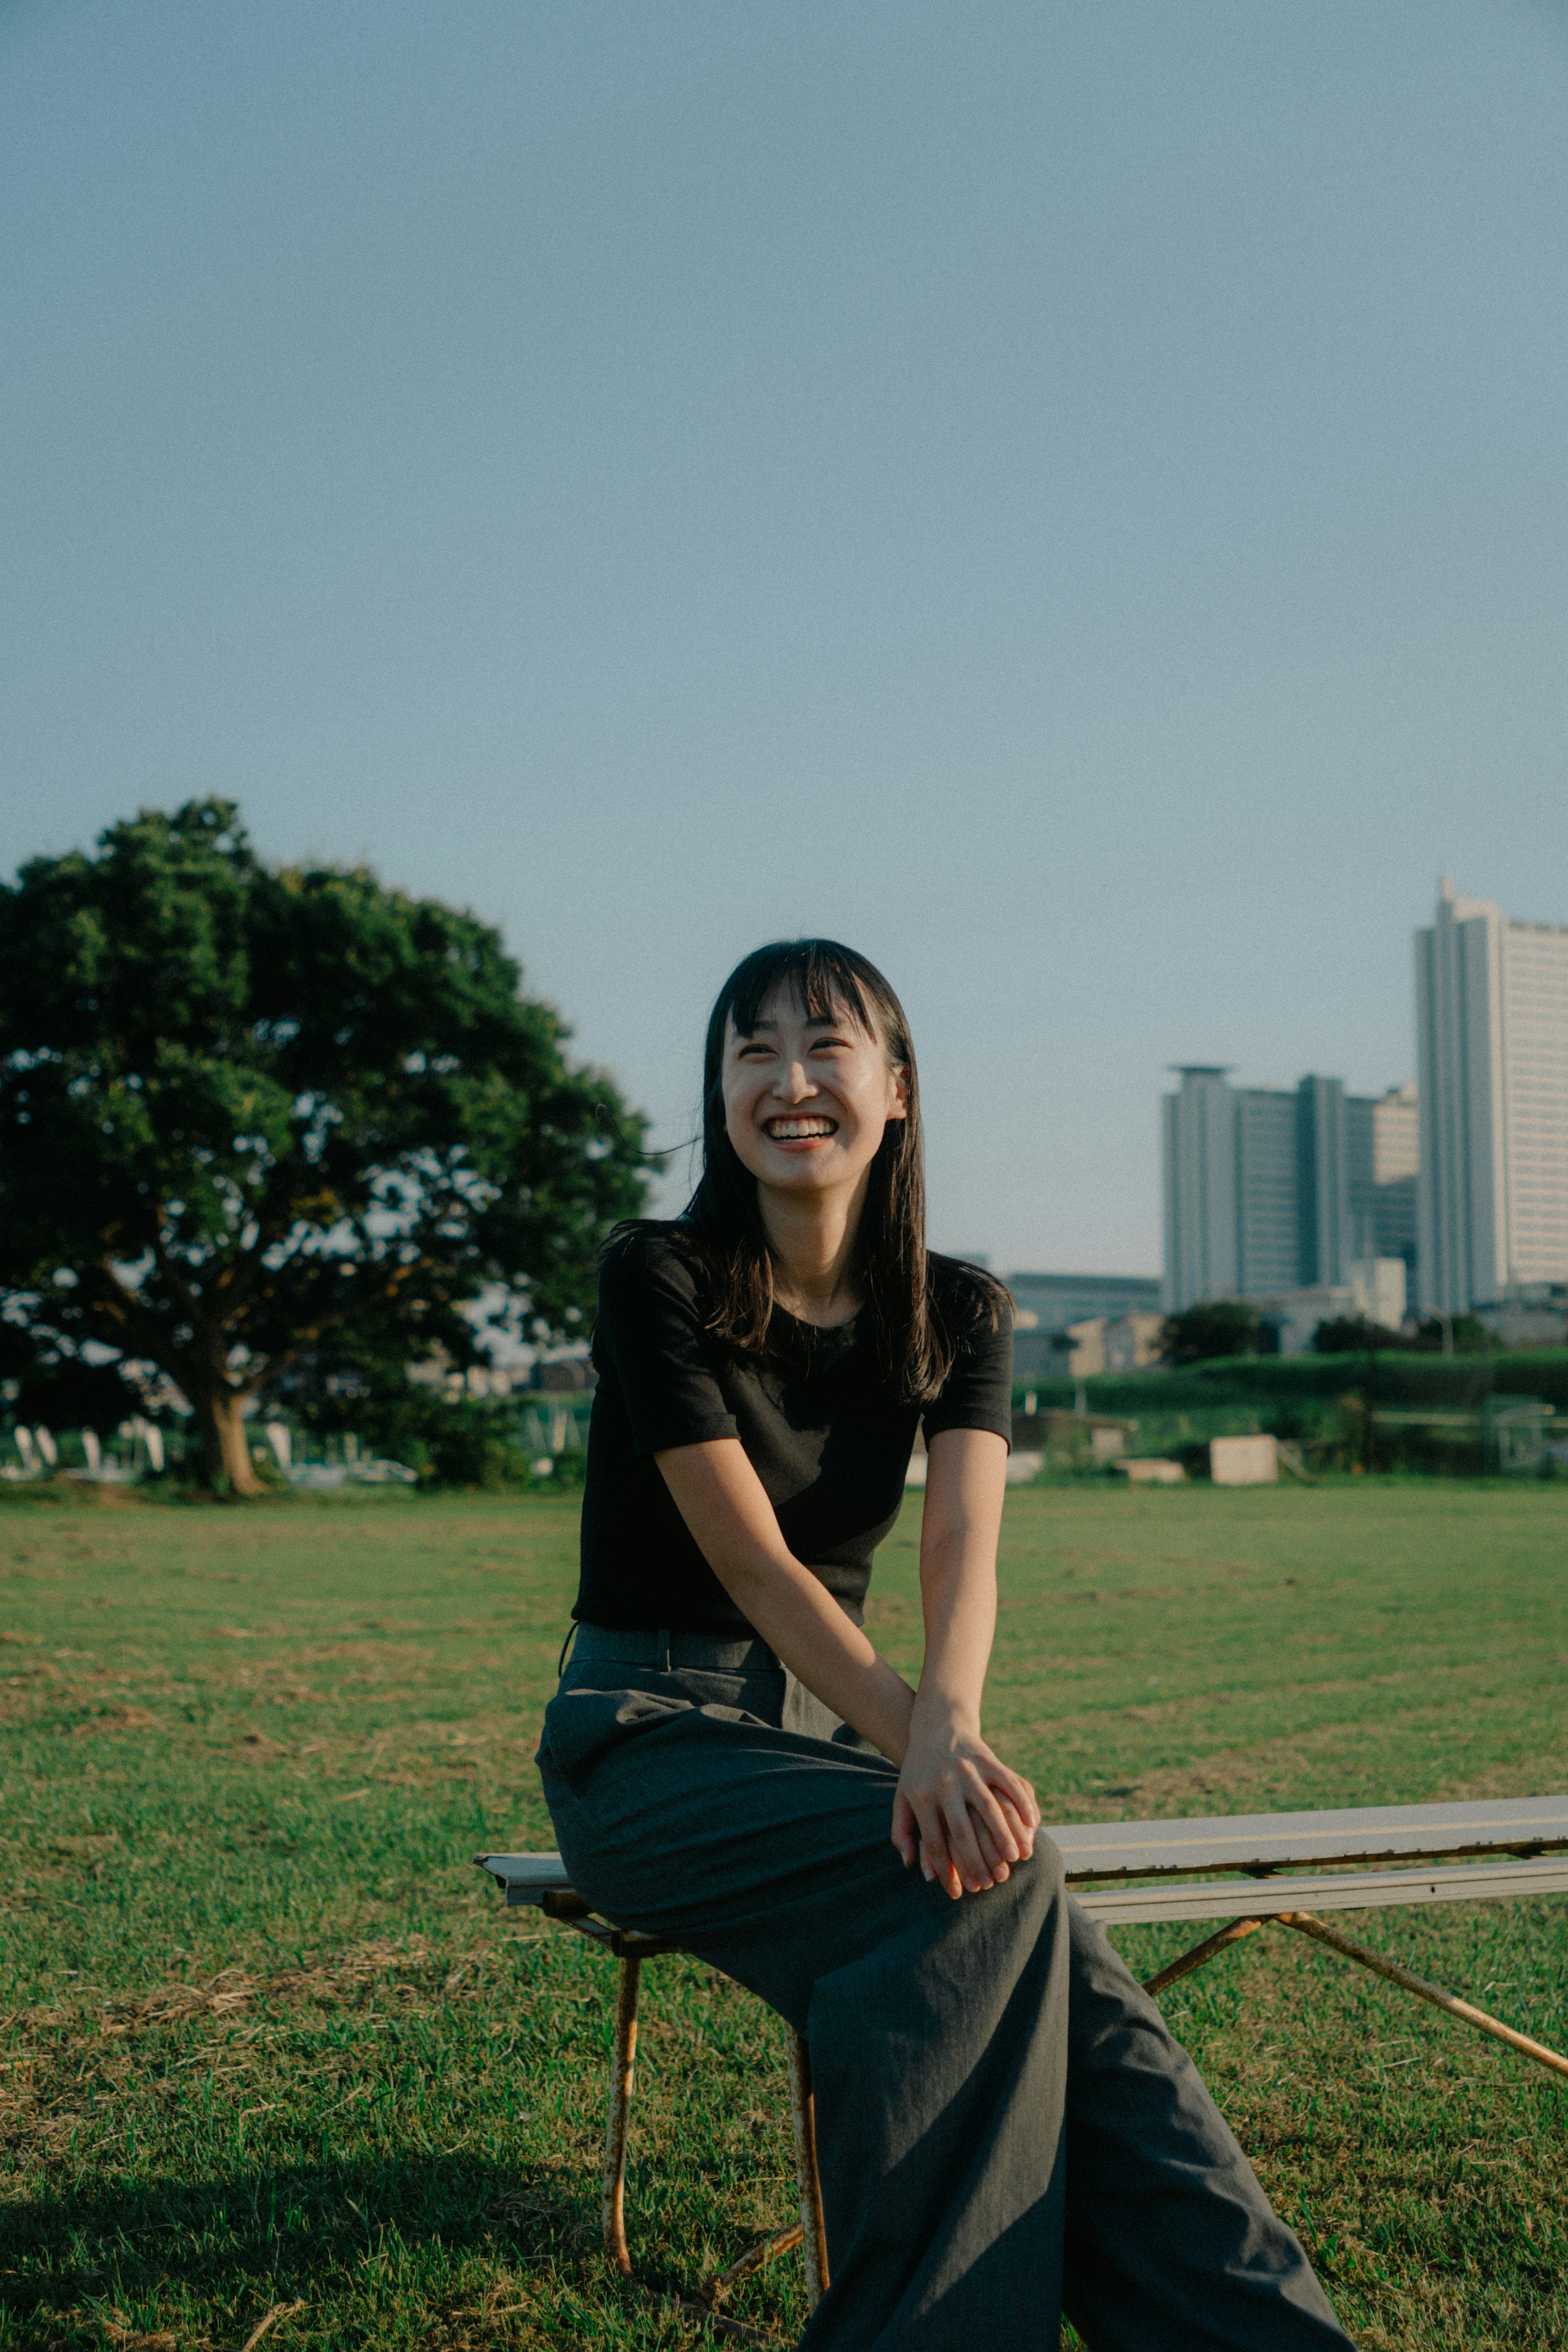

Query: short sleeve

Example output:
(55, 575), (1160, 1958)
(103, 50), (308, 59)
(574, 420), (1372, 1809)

(920, 1274), (1013, 1448)
(592, 1230), (740, 1458)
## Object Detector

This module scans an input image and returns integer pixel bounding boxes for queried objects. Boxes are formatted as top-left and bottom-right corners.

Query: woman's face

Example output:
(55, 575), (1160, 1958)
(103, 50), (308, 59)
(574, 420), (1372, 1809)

(722, 983), (908, 1199)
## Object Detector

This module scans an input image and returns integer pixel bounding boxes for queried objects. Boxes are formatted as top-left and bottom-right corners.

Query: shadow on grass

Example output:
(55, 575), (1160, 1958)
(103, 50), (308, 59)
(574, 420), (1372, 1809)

(1, 2149), (591, 2328)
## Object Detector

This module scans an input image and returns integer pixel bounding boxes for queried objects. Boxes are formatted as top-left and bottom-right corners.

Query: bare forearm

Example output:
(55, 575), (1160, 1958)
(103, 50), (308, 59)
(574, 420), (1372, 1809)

(915, 1532), (998, 1729)
(654, 1429), (1034, 1902)
(654, 1440), (916, 1761)
(717, 1546), (917, 1761)
(895, 1430), (1033, 1895)
(914, 1426), (1007, 1730)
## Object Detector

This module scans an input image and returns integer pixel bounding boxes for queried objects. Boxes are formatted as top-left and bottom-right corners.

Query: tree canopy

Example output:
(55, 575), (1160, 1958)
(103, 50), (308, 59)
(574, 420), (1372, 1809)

(1159, 1298), (1263, 1366)
(0, 800), (648, 1489)
(1312, 1315), (1403, 1354)
(1412, 1314), (1492, 1355)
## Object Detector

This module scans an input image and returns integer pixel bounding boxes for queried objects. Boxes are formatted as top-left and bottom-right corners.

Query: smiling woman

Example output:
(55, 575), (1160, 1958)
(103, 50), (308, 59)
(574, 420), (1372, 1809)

(691, 941), (966, 1398)
(534, 939), (1355, 2350)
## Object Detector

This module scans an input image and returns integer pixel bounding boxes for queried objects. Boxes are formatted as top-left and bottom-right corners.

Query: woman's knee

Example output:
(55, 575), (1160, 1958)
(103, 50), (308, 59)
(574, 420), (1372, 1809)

(975, 1828), (1067, 1950)
(1029, 1830), (1068, 1910)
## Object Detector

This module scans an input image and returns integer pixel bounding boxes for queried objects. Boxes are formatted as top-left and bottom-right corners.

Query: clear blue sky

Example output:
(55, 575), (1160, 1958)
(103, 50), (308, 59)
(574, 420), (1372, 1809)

(5, 2), (1566, 1273)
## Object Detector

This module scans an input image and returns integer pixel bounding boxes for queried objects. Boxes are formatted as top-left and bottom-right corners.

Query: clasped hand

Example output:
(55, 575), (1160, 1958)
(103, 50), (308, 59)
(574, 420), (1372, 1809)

(891, 1702), (1041, 1900)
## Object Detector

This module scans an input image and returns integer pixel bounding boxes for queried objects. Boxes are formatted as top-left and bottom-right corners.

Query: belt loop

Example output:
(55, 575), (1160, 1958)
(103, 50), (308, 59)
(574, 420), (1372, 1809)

(655, 1625), (672, 1673)
(556, 1623), (579, 1679)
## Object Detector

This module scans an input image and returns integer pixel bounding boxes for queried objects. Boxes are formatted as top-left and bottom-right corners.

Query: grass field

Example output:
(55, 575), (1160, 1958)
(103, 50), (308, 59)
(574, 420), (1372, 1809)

(2, 1479), (1566, 2350)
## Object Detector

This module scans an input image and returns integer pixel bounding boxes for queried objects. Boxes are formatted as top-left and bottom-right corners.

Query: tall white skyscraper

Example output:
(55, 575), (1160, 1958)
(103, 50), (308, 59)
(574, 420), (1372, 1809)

(1414, 880), (1568, 1310)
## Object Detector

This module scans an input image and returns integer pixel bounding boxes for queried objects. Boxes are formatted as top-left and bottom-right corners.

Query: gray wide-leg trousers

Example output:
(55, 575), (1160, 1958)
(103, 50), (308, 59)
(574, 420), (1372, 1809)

(538, 1641), (1355, 2352)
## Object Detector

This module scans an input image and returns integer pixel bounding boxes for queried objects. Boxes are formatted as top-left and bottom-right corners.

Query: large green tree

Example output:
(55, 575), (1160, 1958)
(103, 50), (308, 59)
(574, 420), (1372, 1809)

(1159, 1298), (1263, 1366)
(0, 800), (648, 1491)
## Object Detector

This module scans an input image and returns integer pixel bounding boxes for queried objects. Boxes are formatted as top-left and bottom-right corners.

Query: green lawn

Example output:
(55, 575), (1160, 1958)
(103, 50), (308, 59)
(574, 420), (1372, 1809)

(2, 1480), (1565, 2350)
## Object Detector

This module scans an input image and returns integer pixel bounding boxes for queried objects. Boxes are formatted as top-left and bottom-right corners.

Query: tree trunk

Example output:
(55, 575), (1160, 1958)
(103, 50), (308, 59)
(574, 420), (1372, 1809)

(200, 1385), (267, 1496)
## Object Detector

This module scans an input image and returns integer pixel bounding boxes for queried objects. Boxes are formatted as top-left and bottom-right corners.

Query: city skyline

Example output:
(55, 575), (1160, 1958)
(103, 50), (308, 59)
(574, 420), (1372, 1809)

(6, 6), (1568, 1271)
(1160, 877), (1568, 1321)
(1160, 1066), (1417, 1317)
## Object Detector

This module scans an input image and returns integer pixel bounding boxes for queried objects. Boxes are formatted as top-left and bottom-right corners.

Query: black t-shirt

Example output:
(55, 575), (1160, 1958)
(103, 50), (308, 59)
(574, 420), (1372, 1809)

(573, 1225), (1014, 1633)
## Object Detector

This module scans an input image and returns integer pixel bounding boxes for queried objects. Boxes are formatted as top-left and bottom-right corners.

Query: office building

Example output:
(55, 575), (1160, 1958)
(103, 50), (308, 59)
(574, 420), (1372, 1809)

(1162, 1067), (1416, 1313)
(1161, 1068), (1239, 1306)
(1363, 1084), (1419, 1271)
(1234, 1083), (1298, 1292)
(1415, 880), (1568, 1311)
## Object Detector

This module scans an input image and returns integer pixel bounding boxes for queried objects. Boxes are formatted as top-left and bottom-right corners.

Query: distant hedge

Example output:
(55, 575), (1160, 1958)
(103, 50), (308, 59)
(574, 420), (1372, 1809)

(1012, 1348), (1568, 1418)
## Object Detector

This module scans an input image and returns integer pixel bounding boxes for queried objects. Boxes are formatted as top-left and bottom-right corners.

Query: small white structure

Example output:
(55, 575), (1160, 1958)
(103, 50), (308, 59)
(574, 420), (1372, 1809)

(1102, 1311), (1167, 1372)
(1348, 1258), (1407, 1330)
(1478, 1295), (1568, 1347)
(1265, 1289), (1348, 1354)
(118, 1417), (167, 1474)
(1262, 1261), (1408, 1356)
(1211, 1434), (1279, 1486)
(1052, 1313), (1167, 1378)
(1114, 1458), (1185, 1485)
(263, 1422), (292, 1474)
(1061, 1318), (1108, 1376)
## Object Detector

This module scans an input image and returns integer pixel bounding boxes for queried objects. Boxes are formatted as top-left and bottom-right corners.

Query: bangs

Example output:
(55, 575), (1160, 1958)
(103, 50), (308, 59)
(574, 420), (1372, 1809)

(722, 941), (880, 1043)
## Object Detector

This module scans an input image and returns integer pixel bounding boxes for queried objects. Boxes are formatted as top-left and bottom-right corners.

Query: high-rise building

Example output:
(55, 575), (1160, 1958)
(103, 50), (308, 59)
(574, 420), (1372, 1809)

(1161, 1068), (1237, 1307)
(1414, 880), (1568, 1310)
(1162, 1066), (1416, 1312)
(1234, 1086), (1298, 1292)
(1366, 1084), (1419, 1271)
(1296, 1074), (1350, 1287)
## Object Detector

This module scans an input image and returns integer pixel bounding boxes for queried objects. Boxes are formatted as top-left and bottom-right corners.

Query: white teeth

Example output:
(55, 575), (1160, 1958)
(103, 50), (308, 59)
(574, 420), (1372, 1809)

(767, 1118), (836, 1138)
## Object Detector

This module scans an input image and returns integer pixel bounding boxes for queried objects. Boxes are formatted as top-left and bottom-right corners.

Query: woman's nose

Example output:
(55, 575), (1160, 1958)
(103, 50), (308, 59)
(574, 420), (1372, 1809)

(776, 1060), (814, 1101)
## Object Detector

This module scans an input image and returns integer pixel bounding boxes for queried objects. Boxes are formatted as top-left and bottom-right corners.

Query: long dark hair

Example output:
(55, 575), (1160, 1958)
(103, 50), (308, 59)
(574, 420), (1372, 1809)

(659, 939), (1000, 1403)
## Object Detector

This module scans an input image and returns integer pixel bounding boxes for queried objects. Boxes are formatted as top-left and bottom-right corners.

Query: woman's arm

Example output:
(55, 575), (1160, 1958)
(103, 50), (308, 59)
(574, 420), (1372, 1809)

(891, 1427), (1039, 1899)
(652, 1437), (920, 1761)
(654, 1426), (1039, 1899)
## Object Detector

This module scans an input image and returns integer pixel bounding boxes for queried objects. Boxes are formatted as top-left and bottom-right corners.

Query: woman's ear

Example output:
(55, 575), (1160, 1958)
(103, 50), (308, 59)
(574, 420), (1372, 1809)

(886, 1063), (911, 1121)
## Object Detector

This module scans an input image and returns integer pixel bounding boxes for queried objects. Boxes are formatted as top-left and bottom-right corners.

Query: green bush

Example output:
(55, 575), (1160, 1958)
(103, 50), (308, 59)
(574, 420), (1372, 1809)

(334, 1390), (582, 1491)
(1013, 1347), (1568, 1477)
(1015, 1347), (1568, 1418)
